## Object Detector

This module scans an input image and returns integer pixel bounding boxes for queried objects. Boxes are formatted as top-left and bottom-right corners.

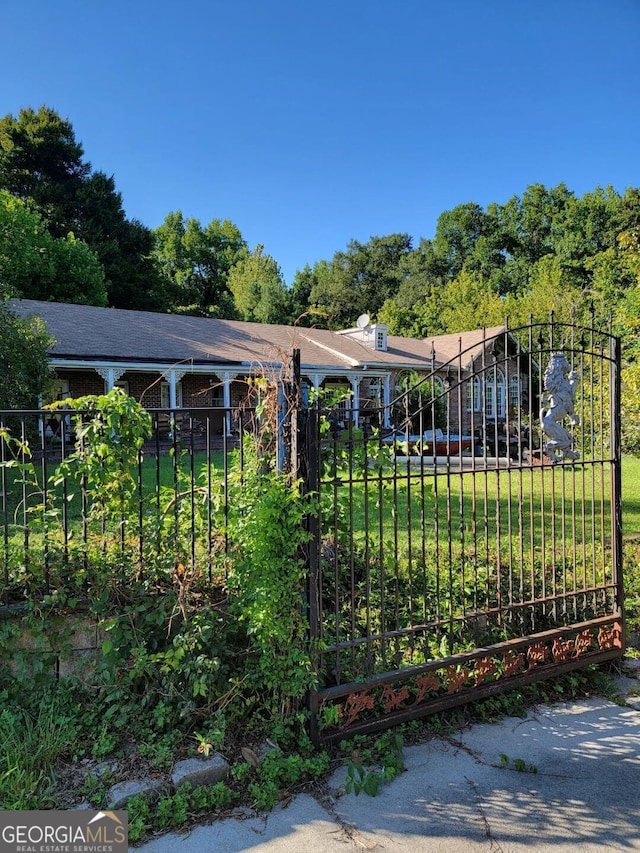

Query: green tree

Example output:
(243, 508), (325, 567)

(0, 106), (161, 310)
(437, 270), (505, 333)
(78, 171), (165, 310)
(309, 234), (412, 328)
(0, 105), (88, 238)
(0, 293), (52, 408)
(228, 245), (291, 324)
(614, 229), (640, 453)
(504, 254), (582, 327)
(289, 265), (323, 326)
(0, 190), (106, 305)
(432, 202), (488, 279)
(153, 211), (246, 316)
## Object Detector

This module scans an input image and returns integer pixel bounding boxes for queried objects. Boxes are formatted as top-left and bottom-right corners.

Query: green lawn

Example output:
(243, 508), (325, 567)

(2, 450), (638, 581)
(622, 455), (640, 537)
(328, 455), (633, 556)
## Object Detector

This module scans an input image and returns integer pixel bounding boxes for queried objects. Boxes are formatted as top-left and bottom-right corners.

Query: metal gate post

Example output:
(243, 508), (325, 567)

(610, 333), (625, 640)
(301, 403), (322, 745)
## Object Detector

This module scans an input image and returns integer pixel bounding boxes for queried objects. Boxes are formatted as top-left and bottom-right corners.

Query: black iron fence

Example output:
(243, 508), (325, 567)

(0, 406), (245, 610)
(304, 321), (624, 742)
(0, 320), (625, 746)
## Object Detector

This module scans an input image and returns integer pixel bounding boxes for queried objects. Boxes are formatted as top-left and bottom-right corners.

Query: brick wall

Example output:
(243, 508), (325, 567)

(56, 369), (105, 398)
(125, 372), (163, 406)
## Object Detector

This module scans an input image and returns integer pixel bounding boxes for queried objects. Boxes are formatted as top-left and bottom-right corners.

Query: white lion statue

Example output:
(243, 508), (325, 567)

(540, 352), (580, 462)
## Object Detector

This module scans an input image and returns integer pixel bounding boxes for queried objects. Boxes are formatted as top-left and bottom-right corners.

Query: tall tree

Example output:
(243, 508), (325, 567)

(434, 271), (505, 334)
(153, 212), (246, 316)
(0, 190), (106, 305)
(78, 171), (165, 310)
(289, 265), (320, 326)
(228, 245), (291, 324)
(0, 106), (89, 238)
(0, 283), (52, 408)
(309, 234), (413, 328)
(0, 106), (161, 310)
(432, 202), (488, 279)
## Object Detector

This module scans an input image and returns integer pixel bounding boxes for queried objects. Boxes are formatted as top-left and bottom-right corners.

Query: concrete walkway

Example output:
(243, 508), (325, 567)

(134, 661), (640, 852)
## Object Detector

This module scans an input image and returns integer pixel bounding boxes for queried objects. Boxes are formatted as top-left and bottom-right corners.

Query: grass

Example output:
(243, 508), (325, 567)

(1, 448), (638, 614)
(621, 455), (640, 537)
(0, 700), (77, 808)
(330, 454), (626, 554)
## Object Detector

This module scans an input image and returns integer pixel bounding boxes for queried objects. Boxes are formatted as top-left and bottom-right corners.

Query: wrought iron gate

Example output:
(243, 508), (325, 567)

(303, 321), (623, 744)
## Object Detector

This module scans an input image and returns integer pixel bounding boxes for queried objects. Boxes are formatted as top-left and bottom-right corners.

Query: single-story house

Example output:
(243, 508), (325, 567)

(7, 300), (530, 442)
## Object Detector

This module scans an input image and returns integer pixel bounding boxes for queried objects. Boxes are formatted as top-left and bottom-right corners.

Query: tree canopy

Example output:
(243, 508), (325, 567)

(228, 245), (291, 324)
(152, 211), (246, 317)
(0, 106), (162, 309)
(0, 282), (52, 409)
(0, 190), (107, 305)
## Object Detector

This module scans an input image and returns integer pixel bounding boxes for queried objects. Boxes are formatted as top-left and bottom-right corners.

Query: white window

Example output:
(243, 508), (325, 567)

(367, 378), (383, 405)
(114, 379), (130, 396)
(161, 381), (183, 409)
(485, 370), (506, 418)
(466, 376), (482, 412)
(324, 382), (351, 423)
(508, 374), (521, 410)
(210, 379), (224, 406)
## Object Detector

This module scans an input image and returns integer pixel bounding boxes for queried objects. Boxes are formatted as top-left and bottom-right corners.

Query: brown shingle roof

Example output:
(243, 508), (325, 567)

(9, 300), (444, 372)
(423, 327), (506, 368)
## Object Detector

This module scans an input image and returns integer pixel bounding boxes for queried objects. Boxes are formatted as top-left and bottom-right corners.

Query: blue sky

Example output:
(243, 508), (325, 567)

(2, 0), (639, 285)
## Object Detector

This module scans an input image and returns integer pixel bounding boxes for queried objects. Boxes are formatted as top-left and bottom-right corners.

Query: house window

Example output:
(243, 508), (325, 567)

(485, 370), (506, 418)
(375, 329), (387, 351)
(324, 382), (351, 424)
(367, 378), (383, 406)
(211, 380), (224, 406)
(161, 381), (183, 409)
(114, 379), (130, 396)
(466, 376), (482, 412)
(508, 374), (521, 411)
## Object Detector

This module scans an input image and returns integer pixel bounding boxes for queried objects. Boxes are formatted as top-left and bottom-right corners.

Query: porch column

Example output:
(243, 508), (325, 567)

(96, 367), (126, 391)
(309, 375), (326, 403)
(220, 371), (238, 435)
(349, 376), (361, 428)
(168, 369), (187, 410)
(383, 374), (391, 428)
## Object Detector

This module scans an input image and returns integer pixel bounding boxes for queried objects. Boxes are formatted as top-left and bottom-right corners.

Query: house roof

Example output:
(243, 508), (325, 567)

(423, 327), (507, 369)
(8, 299), (446, 375)
(8, 299), (508, 377)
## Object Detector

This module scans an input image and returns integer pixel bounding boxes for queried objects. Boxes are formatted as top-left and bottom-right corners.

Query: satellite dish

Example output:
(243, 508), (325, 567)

(356, 313), (370, 329)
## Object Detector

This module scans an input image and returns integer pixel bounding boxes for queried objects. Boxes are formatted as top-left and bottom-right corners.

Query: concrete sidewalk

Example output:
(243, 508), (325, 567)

(134, 661), (640, 852)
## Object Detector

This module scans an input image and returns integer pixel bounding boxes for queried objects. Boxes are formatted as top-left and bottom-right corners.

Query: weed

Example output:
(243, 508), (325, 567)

(80, 768), (114, 807)
(342, 732), (405, 797)
(0, 699), (78, 809)
(236, 747), (330, 810)
(498, 754), (538, 774)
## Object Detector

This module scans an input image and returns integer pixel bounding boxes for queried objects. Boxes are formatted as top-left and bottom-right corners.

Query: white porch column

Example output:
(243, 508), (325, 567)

(220, 371), (238, 435)
(308, 375), (326, 402)
(96, 367), (126, 391)
(349, 376), (361, 428)
(168, 369), (187, 410)
(383, 374), (391, 428)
